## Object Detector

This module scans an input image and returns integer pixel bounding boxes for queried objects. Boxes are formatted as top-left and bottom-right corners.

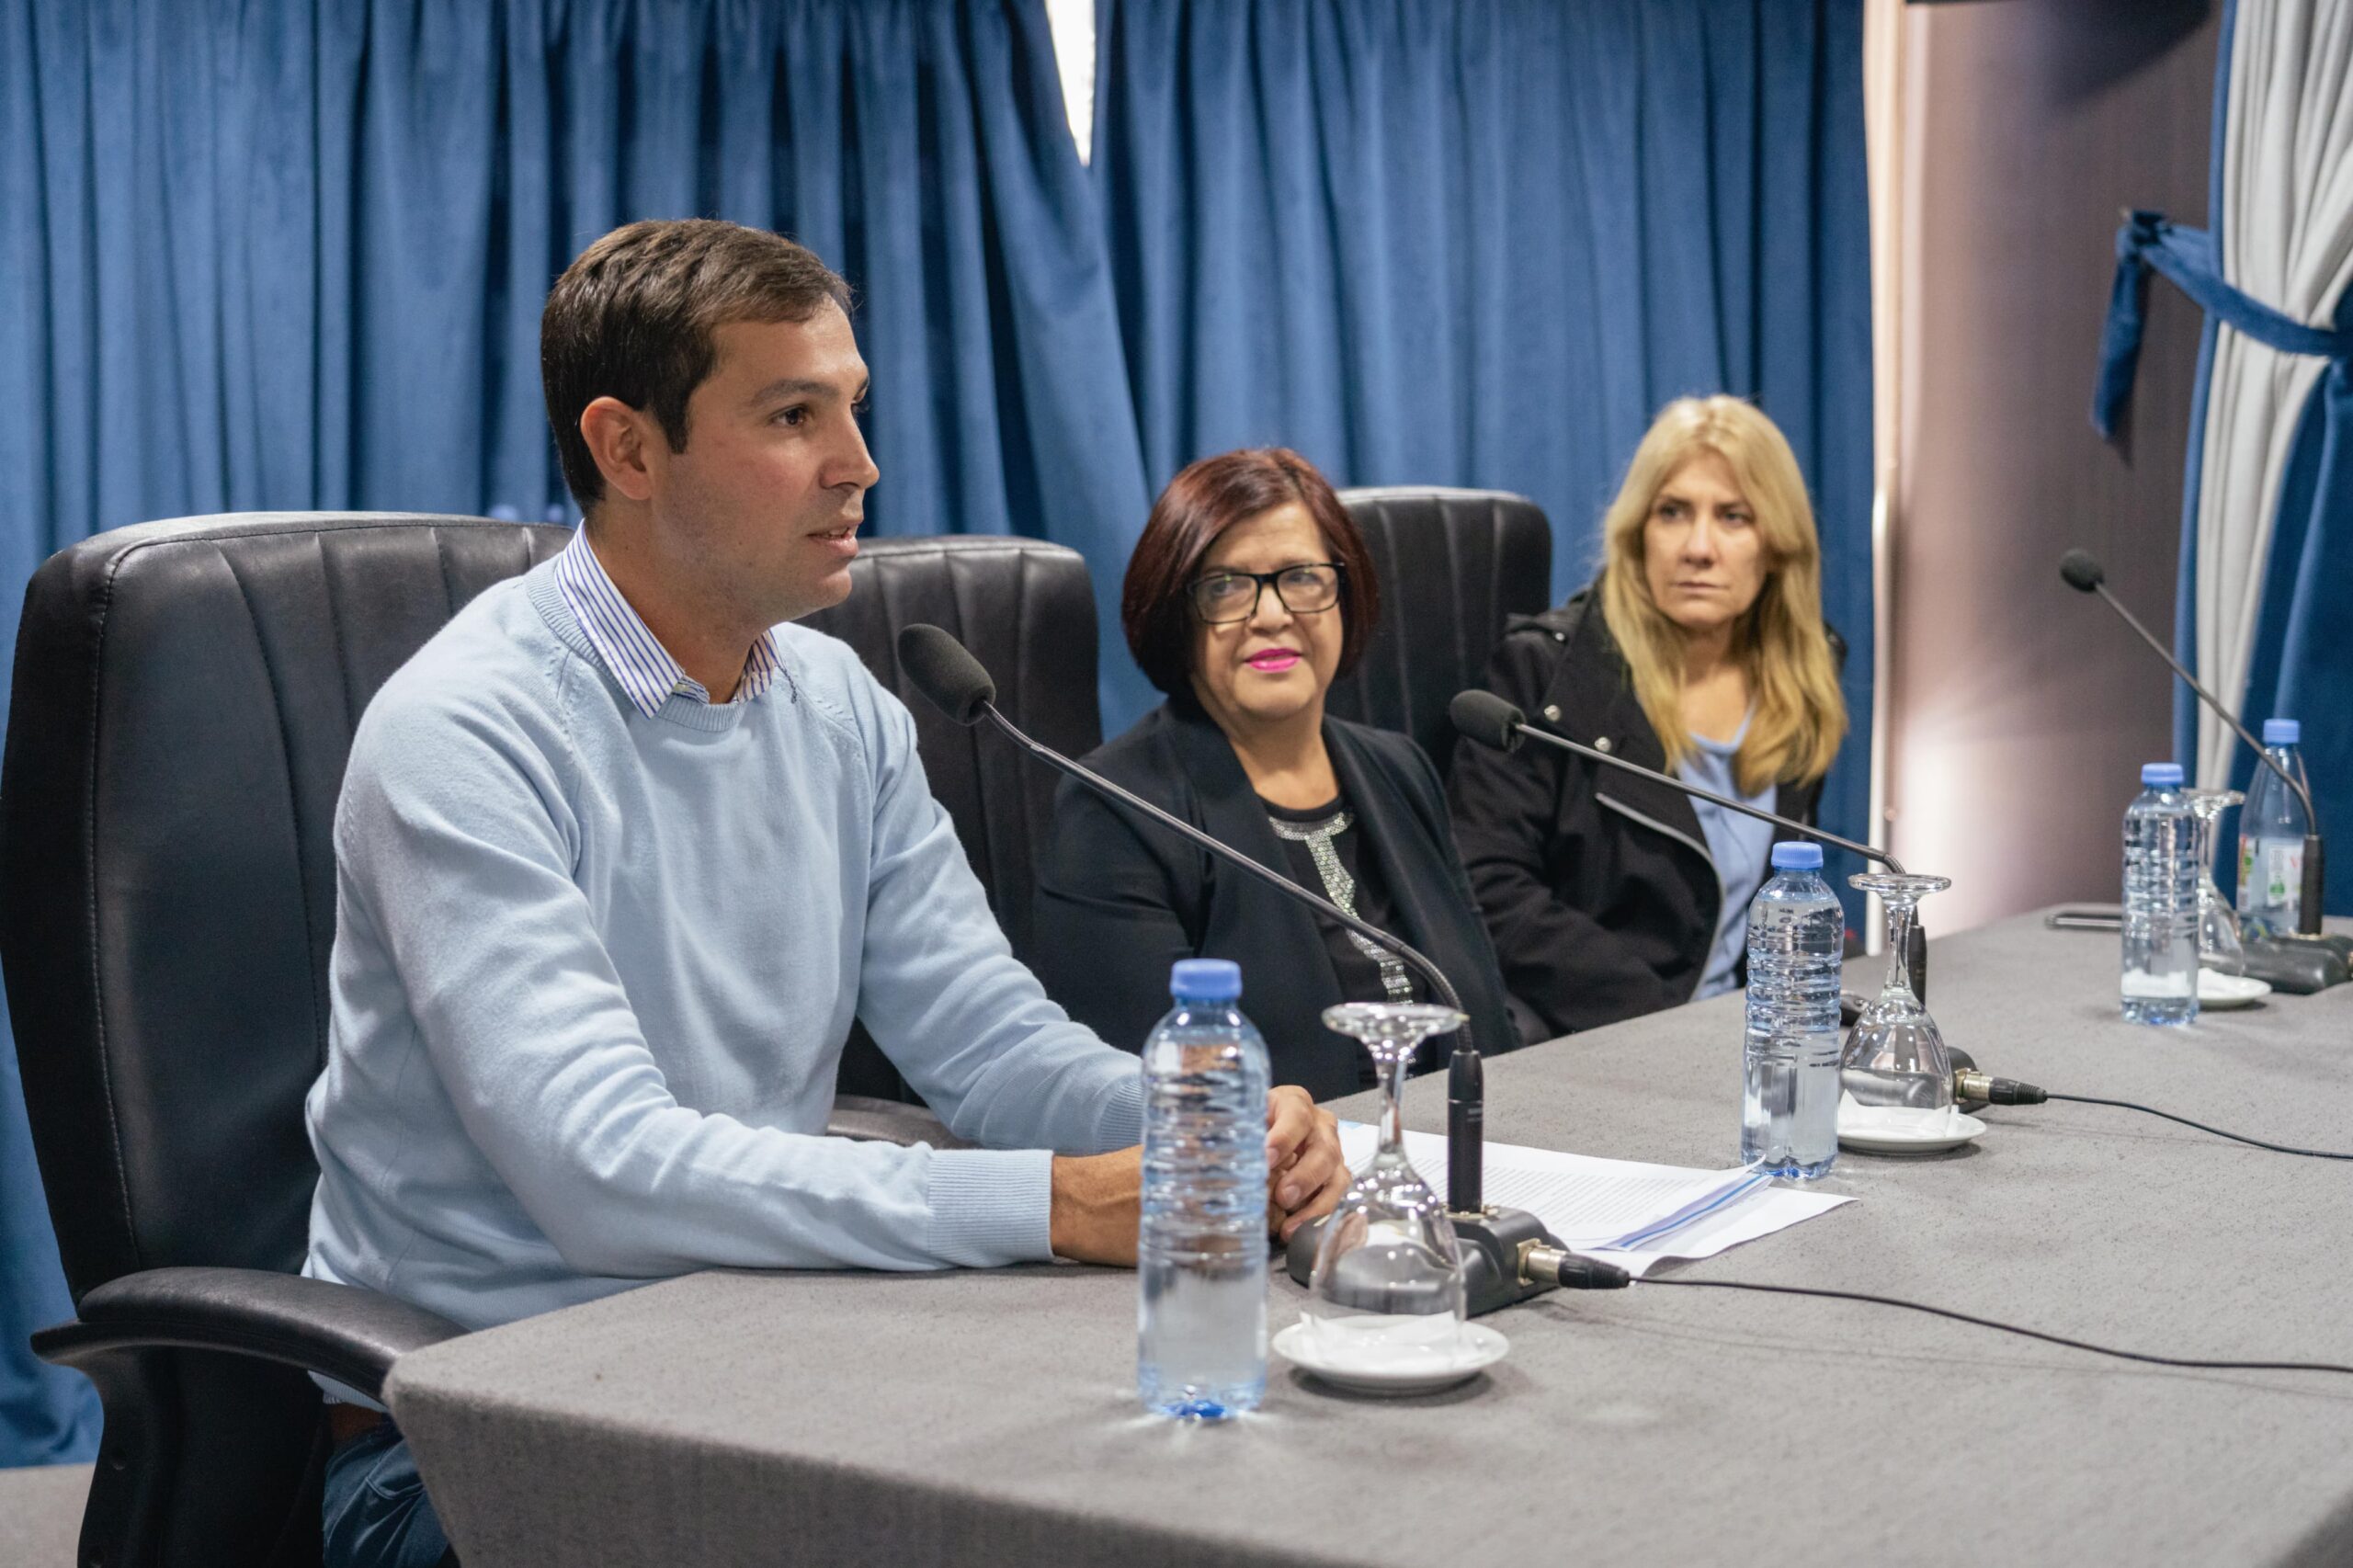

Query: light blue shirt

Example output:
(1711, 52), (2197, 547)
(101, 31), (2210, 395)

(303, 550), (1143, 1350)
(553, 526), (783, 716)
(1677, 714), (1779, 999)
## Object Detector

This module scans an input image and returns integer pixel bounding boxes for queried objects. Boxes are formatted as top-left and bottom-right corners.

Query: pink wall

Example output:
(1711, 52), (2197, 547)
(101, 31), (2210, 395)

(1889, 0), (2220, 930)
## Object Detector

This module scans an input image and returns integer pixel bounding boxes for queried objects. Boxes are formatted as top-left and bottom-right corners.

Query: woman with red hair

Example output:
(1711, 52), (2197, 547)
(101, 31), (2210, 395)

(1031, 449), (1520, 1105)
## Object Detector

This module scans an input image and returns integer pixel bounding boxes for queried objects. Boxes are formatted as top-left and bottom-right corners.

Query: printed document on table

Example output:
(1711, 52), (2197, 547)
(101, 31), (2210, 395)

(1335, 1124), (1850, 1275)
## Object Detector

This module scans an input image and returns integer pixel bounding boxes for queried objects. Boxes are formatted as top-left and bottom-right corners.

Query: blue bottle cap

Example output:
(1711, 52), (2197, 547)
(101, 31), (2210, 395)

(1169, 958), (1242, 1001)
(2141, 762), (2184, 788)
(1770, 841), (1823, 870)
(2263, 718), (2300, 746)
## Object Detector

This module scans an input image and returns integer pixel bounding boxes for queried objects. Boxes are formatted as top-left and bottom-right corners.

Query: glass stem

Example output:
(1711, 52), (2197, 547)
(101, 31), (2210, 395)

(1378, 1043), (1411, 1160)
(1882, 899), (1918, 1001)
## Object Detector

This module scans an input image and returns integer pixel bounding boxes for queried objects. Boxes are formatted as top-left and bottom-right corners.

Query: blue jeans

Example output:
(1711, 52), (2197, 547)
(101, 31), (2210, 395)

(322, 1421), (458, 1568)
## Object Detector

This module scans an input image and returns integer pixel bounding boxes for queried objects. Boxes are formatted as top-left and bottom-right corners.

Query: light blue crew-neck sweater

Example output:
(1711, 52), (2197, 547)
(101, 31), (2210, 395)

(303, 560), (1144, 1340)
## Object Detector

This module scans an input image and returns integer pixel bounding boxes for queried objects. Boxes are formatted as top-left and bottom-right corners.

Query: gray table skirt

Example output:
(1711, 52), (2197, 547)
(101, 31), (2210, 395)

(389, 911), (2353, 1568)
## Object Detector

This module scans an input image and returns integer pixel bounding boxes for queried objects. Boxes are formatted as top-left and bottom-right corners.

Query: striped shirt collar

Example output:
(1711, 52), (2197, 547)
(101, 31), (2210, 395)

(552, 527), (782, 719)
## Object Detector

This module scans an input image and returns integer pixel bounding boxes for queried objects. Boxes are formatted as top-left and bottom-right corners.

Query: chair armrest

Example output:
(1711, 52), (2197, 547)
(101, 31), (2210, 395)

(30, 1266), (463, 1404)
(826, 1094), (973, 1150)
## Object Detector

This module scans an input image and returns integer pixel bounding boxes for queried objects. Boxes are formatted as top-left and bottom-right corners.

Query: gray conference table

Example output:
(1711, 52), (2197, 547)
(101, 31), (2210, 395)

(389, 910), (2353, 1567)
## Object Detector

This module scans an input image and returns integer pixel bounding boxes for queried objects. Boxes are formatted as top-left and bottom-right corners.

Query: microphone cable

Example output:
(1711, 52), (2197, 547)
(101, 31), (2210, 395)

(2043, 1092), (2353, 1161)
(1962, 1073), (2353, 1162)
(1631, 1276), (2353, 1377)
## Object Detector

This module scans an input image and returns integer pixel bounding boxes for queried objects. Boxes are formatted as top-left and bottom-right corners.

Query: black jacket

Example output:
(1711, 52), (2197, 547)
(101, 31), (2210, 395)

(1447, 589), (1834, 1038)
(1029, 699), (1523, 1101)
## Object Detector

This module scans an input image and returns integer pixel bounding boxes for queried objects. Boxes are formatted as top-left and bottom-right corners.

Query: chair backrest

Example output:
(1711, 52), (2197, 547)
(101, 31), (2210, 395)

(0, 515), (566, 1568)
(801, 536), (1103, 1098)
(801, 536), (1102, 959)
(1324, 487), (1556, 774)
(1, 514), (572, 1295)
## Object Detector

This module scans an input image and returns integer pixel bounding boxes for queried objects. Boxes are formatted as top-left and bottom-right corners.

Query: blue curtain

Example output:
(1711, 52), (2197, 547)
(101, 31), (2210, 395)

(0, 0), (1146, 1466)
(0, 0), (1151, 712)
(2098, 216), (2352, 911)
(2233, 362), (2353, 896)
(2089, 0), (2352, 915)
(1092, 0), (1877, 892)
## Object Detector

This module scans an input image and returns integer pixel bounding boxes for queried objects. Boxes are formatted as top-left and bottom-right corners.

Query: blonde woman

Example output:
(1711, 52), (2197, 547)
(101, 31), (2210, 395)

(1448, 396), (1848, 1036)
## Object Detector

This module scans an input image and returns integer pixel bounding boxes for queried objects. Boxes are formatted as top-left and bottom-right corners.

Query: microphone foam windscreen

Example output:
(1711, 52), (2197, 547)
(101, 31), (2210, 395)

(1449, 689), (1526, 754)
(2059, 550), (2106, 593)
(895, 624), (996, 725)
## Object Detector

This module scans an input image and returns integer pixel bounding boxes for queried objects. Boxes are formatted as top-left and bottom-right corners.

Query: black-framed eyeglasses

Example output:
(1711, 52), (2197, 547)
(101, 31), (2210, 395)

(1187, 562), (1346, 624)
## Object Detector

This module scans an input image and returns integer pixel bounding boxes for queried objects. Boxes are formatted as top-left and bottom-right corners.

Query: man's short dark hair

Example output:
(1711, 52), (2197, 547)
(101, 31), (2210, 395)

(541, 219), (851, 515)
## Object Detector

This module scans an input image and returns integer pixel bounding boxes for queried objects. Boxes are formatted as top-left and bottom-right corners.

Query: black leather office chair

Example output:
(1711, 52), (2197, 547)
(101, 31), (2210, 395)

(1324, 486), (1555, 775)
(803, 540), (1101, 952)
(0, 516), (1099, 1565)
(804, 534), (1102, 1104)
(0, 514), (561, 1568)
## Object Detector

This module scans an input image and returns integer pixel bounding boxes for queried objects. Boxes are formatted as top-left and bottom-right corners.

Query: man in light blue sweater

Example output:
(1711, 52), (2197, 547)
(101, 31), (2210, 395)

(307, 219), (1346, 1568)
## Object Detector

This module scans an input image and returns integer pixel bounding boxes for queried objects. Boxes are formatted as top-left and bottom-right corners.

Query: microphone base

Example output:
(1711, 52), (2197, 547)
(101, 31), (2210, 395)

(2242, 935), (2351, 994)
(1449, 1206), (1570, 1314)
(1281, 1205), (1568, 1317)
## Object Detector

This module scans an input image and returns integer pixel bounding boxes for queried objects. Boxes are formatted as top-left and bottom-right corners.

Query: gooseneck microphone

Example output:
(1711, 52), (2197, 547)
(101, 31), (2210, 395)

(2060, 548), (2325, 936)
(894, 624), (1000, 724)
(895, 624), (1608, 1311)
(1449, 689), (1930, 1000)
(1450, 690), (1901, 871)
(895, 623), (1471, 1022)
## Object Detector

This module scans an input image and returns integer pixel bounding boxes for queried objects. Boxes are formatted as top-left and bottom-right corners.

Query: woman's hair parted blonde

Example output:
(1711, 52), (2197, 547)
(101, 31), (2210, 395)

(1597, 395), (1847, 794)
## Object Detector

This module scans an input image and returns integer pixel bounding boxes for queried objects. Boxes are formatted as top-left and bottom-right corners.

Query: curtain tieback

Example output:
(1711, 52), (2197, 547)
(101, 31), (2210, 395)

(2091, 209), (2351, 441)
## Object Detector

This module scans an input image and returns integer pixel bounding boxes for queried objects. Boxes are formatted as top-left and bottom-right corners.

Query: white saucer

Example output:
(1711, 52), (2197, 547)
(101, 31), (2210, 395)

(1836, 1099), (1986, 1154)
(1272, 1320), (1508, 1395)
(2199, 970), (2273, 1008)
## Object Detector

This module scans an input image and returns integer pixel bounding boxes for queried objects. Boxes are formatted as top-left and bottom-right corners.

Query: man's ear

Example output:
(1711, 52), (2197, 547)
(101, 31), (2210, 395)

(578, 397), (657, 505)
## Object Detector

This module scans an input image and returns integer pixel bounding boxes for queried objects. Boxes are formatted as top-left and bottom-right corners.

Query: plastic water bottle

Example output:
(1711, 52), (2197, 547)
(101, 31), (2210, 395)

(2237, 718), (2312, 939)
(1138, 959), (1270, 1420)
(2123, 762), (2200, 1025)
(1742, 842), (1843, 1180)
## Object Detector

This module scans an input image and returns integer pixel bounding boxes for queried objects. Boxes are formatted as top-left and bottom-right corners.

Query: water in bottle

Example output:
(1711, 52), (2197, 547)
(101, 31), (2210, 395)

(1742, 842), (1843, 1180)
(2123, 762), (2200, 1026)
(2237, 718), (2312, 939)
(1138, 959), (1270, 1420)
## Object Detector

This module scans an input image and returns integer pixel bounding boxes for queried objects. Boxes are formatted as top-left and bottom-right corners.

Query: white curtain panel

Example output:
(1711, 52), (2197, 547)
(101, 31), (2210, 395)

(2193, 0), (2353, 786)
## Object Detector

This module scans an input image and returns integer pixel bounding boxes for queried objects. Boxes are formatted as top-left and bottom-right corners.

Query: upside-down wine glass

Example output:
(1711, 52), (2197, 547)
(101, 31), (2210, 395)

(2184, 788), (2247, 976)
(1840, 873), (1956, 1128)
(1303, 1003), (1469, 1364)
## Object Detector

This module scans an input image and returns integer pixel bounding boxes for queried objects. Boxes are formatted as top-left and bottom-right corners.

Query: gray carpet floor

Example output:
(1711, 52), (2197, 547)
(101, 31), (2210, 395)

(0, 1463), (85, 1568)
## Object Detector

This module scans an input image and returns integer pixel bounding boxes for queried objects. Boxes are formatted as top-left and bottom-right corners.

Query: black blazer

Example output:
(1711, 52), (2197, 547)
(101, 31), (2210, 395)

(1030, 699), (1523, 1101)
(1447, 589), (1836, 1039)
